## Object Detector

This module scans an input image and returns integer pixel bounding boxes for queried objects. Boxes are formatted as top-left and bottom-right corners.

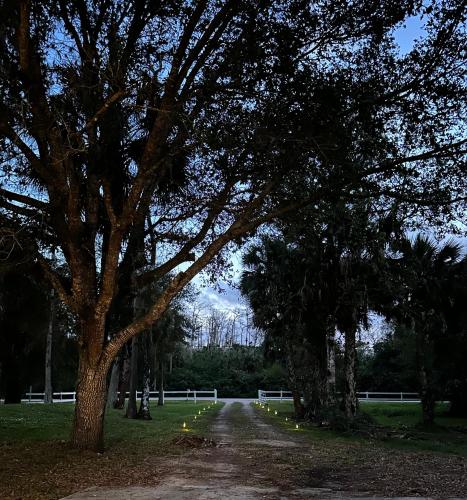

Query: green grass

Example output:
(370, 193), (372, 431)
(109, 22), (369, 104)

(0, 401), (224, 500)
(360, 402), (467, 428)
(254, 401), (467, 457)
(0, 400), (222, 445)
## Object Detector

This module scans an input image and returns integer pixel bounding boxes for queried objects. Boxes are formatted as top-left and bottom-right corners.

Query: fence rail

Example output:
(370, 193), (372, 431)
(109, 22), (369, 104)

(257, 389), (422, 403)
(17, 389), (217, 404)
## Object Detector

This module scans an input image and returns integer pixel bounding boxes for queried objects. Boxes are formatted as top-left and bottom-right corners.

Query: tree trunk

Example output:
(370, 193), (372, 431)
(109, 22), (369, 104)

(138, 331), (152, 419)
(344, 327), (357, 419)
(106, 358), (120, 409)
(115, 342), (131, 409)
(71, 358), (108, 452)
(157, 360), (164, 406)
(44, 289), (54, 404)
(303, 332), (329, 420)
(416, 327), (436, 425)
(327, 325), (336, 405)
(126, 335), (139, 418)
(292, 390), (305, 419)
(285, 339), (305, 419)
(419, 363), (435, 425)
(152, 340), (158, 390)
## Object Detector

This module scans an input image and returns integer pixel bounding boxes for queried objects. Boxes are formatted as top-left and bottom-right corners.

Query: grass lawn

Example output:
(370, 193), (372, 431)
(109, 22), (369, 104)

(254, 401), (467, 457)
(0, 401), (223, 499)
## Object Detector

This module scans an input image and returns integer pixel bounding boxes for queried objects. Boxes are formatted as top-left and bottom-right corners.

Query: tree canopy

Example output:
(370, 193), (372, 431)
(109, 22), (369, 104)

(0, 0), (466, 449)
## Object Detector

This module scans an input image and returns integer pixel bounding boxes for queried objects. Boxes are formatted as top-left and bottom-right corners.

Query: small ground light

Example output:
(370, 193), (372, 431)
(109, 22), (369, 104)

(295, 424), (299, 430)
(267, 407), (270, 412)
(183, 422), (187, 429)
(198, 410), (201, 415)
(285, 417), (288, 421)
(203, 407), (206, 411)
(194, 416), (197, 420)
(274, 410), (278, 415)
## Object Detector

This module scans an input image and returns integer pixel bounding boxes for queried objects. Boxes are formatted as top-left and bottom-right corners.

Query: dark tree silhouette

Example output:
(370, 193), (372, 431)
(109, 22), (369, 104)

(1, 0), (465, 449)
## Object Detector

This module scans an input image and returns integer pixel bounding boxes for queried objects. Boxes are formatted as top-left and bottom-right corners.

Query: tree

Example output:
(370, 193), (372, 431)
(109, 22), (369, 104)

(381, 235), (465, 424)
(1, 0), (466, 450)
(241, 236), (335, 419)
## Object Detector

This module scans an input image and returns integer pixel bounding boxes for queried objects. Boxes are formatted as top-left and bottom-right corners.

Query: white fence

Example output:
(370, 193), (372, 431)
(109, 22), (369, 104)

(257, 389), (421, 403)
(20, 389), (217, 404)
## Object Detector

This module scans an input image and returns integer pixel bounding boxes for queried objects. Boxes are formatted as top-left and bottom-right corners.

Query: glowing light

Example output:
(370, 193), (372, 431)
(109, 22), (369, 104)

(203, 407), (206, 411)
(274, 410), (278, 415)
(267, 407), (270, 412)
(198, 410), (201, 415)
(285, 417), (288, 422)
(183, 422), (187, 429)
(295, 424), (299, 430)
(194, 416), (197, 420)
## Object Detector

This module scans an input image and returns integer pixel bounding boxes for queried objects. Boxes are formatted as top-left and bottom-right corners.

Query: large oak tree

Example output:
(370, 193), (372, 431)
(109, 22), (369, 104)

(0, 0), (465, 450)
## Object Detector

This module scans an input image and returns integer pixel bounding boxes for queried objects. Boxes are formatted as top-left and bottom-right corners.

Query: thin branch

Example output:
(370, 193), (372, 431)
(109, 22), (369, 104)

(82, 89), (128, 136)
(38, 255), (77, 313)
(0, 188), (48, 210)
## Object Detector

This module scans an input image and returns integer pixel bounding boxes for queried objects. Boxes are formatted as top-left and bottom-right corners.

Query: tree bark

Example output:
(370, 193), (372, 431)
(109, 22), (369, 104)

(71, 357), (108, 452)
(152, 339), (158, 390)
(106, 358), (120, 409)
(302, 332), (329, 420)
(157, 359), (164, 406)
(327, 325), (336, 405)
(125, 335), (139, 418)
(415, 324), (436, 425)
(44, 289), (54, 404)
(419, 363), (435, 425)
(138, 331), (152, 419)
(344, 326), (358, 419)
(114, 342), (130, 409)
(285, 339), (305, 419)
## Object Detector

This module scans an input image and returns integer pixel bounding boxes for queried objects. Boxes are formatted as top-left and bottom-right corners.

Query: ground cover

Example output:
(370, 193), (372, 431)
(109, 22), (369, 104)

(255, 401), (467, 457)
(0, 401), (223, 499)
(251, 401), (467, 497)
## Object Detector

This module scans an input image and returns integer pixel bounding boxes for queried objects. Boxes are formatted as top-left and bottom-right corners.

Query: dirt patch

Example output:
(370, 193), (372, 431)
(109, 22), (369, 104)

(248, 438), (299, 448)
(172, 435), (217, 448)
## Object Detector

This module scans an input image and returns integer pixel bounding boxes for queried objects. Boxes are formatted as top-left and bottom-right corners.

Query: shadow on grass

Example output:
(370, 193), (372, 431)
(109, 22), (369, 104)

(254, 401), (467, 457)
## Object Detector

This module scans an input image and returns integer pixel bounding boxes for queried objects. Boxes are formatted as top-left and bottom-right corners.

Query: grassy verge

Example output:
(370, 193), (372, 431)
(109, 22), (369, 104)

(253, 401), (467, 457)
(0, 401), (223, 499)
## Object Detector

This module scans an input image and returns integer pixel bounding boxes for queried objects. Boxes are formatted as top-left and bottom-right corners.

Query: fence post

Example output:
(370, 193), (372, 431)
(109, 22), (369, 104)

(162, 389), (165, 405)
(366, 392), (369, 400)
(401, 392), (403, 400)
(29, 386), (32, 403)
(214, 388), (217, 402)
(194, 390), (197, 404)
(186, 388), (189, 401)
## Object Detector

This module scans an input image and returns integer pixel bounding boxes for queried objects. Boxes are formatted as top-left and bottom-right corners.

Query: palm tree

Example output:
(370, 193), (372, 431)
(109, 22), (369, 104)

(383, 235), (463, 424)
